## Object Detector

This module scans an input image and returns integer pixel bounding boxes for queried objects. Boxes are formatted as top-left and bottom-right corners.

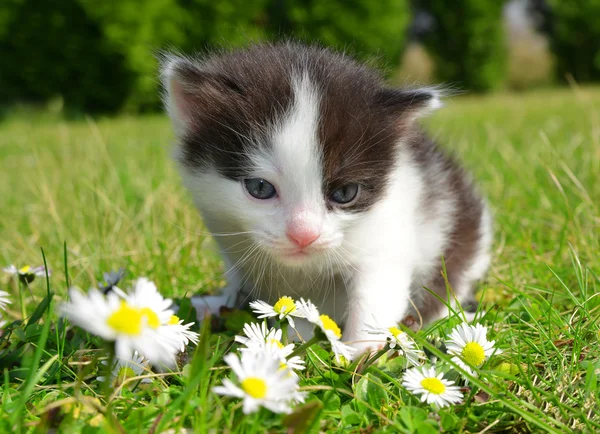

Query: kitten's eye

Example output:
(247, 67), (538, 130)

(330, 184), (360, 205)
(244, 178), (277, 199)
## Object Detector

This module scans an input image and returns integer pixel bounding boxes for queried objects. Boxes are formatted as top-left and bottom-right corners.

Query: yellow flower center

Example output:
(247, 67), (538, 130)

(388, 326), (403, 339)
(319, 314), (341, 339)
(461, 342), (486, 367)
(19, 265), (31, 274)
(106, 301), (143, 335)
(420, 377), (446, 395)
(241, 377), (267, 399)
(273, 296), (296, 315)
(268, 338), (284, 349)
(117, 366), (137, 378)
(139, 307), (160, 329)
(168, 315), (180, 325)
(114, 367), (137, 387)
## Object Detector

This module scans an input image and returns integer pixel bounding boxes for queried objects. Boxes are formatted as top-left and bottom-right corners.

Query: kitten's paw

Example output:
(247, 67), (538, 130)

(462, 299), (484, 322)
(463, 310), (485, 323)
(191, 294), (232, 321)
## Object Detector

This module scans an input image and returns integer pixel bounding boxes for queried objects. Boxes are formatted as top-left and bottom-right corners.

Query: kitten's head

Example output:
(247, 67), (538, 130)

(161, 43), (440, 267)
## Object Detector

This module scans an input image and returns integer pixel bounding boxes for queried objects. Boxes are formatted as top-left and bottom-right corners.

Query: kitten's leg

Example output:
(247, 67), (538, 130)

(191, 254), (242, 320)
(413, 206), (493, 324)
(343, 265), (412, 354)
(455, 210), (492, 322)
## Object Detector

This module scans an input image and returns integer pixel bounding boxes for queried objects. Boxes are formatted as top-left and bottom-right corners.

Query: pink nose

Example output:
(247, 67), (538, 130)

(287, 228), (320, 248)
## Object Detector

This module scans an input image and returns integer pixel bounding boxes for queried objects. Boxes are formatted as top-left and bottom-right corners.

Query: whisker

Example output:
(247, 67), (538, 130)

(161, 218), (261, 238)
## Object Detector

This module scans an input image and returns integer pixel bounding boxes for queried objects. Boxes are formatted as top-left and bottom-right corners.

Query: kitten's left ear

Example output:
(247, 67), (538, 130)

(375, 88), (442, 122)
(159, 53), (244, 137)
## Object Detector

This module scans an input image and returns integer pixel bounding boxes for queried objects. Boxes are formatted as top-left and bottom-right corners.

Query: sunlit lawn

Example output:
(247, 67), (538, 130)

(0, 86), (598, 432)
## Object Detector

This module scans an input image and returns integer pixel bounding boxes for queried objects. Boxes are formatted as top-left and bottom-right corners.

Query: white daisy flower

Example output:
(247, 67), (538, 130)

(235, 322), (278, 348)
(235, 322), (292, 355)
(119, 278), (174, 326)
(297, 298), (355, 364)
(97, 351), (151, 387)
(0, 290), (11, 311)
(249, 296), (305, 328)
(402, 366), (463, 408)
(235, 322), (305, 374)
(330, 340), (355, 365)
(213, 351), (305, 414)
(163, 314), (200, 352)
(3, 264), (49, 276)
(116, 278), (200, 354)
(60, 288), (181, 366)
(278, 355), (305, 375)
(445, 323), (499, 376)
(364, 322), (425, 367)
(3, 265), (50, 282)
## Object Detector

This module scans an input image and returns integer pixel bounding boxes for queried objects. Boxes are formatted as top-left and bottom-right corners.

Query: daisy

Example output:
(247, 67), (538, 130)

(117, 278), (200, 353)
(446, 323), (499, 376)
(249, 296), (305, 328)
(364, 322), (425, 367)
(3, 265), (50, 283)
(278, 354), (306, 375)
(97, 351), (151, 387)
(235, 322), (293, 355)
(402, 366), (463, 408)
(235, 322), (305, 374)
(163, 314), (200, 352)
(118, 278), (174, 326)
(297, 298), (355, 364)
(0, 290), (11, 311)
(60, 287), (181, 366)
(213, 351), (305, 414)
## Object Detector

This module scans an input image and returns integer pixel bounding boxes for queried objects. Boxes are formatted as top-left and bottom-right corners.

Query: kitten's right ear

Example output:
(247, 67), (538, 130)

(375, 87), (443, 124)
(159, 54), (241, 136)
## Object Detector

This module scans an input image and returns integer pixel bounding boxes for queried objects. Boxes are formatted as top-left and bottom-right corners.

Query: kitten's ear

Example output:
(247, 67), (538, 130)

(375, 88), (442, 123)
(159, 54), (242, 136)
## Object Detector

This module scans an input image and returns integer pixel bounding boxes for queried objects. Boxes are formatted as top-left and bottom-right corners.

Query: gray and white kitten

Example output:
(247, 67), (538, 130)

(160, 43), (492, 353)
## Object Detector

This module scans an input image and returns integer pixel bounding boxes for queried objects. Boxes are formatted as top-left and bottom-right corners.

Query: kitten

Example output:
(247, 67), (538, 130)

(160, 43), (492, 353)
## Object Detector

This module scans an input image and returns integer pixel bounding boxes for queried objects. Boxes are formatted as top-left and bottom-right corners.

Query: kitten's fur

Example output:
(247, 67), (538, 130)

(161, 43), (492, 352)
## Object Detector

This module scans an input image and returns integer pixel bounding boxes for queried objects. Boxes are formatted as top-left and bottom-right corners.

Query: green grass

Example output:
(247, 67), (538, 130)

(0, 86), (599, 432)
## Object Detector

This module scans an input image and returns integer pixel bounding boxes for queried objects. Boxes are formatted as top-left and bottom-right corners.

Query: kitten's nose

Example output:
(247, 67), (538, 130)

(287, 210), (321, 248)
(287, 228), (320, 248)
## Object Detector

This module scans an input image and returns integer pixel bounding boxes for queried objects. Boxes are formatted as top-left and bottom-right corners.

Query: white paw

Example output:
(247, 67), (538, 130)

(191, 294), (233, 321)
(464, 310), (485, 323)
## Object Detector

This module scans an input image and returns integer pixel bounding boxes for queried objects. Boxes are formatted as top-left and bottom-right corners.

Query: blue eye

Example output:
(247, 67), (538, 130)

(244, 178), (277, 199)
(330, 184), (359, 205)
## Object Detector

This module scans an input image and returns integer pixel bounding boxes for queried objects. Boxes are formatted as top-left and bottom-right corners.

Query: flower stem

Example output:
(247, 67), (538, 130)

(359, 347), (389, 373)
(102, 343), (116, 405)
(17, 279), (27, 320)
(281, 321), (289, 346)
(289, 336), (321, 358)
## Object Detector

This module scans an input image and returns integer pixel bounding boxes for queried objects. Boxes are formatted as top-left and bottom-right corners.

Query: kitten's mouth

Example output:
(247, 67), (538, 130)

(276, 248), (315, 264)
(285, 250), (309, 257)
(265, 240), (332, 266)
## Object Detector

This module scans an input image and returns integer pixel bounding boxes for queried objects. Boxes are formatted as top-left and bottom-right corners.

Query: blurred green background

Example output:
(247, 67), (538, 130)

(0, 0), (598, 113)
